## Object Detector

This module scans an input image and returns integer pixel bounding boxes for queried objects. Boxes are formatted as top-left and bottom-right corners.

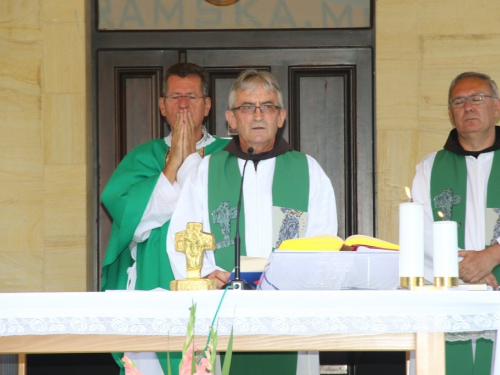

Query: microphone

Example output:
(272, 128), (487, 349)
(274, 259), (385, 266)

(223, 147), (255, 291)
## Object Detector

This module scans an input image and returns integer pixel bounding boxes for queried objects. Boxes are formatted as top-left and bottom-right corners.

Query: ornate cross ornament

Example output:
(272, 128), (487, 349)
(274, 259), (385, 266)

(434, 188), (461, 221)
(175, 222), (215, 279)
(212, 201), (237, 249)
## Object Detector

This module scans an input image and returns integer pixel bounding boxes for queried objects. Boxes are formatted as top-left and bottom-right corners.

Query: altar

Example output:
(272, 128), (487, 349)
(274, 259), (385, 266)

(1, 289), (499, 375)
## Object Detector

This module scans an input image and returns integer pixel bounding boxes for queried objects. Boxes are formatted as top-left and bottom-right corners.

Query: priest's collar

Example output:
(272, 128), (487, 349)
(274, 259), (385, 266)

(224, 136), (293, 161)
(444, 126), (500, 158)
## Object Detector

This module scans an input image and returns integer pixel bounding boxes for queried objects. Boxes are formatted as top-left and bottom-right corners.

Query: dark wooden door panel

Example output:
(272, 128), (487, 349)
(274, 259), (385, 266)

(294, 72), (348, 237)
(118, 69), (162, 159)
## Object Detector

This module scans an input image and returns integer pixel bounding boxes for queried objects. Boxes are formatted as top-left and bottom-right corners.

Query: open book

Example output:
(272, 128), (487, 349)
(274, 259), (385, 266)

(277, 234), (399, 251)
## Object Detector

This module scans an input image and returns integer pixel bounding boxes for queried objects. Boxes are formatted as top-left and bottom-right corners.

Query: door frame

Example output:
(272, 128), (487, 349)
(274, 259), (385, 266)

(90, 0), (376, 291)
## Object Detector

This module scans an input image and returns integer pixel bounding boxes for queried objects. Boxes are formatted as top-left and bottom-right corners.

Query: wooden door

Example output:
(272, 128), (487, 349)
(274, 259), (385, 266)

(96, 48), (374, 289)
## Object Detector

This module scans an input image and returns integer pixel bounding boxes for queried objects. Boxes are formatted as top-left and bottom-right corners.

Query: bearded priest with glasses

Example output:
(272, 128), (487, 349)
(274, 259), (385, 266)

(167, 69), (338, 375)
(411, 71), (500, 375)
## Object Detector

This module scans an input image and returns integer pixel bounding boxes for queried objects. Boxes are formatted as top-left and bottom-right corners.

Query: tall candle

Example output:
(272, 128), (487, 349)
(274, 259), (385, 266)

(433, 221), (459, 278)
(399, 202), (425, 277)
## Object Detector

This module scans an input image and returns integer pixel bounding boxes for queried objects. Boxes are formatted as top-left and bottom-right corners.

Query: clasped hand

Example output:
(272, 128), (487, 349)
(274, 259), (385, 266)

(163, 109), (197, 183)
(459, 244), (500, 290)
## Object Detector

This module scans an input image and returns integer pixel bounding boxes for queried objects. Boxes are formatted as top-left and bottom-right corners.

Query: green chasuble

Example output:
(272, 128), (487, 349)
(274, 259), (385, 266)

(431, 149), (500, 375)
(100, 136), (229, 375)
(208, 150), (309, 375)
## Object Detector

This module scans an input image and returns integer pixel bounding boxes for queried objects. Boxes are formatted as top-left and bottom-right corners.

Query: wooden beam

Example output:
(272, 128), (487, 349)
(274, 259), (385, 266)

(0, 333), (415, 354)
(416, 332), (445, 375)
(17, 354), (26, 375)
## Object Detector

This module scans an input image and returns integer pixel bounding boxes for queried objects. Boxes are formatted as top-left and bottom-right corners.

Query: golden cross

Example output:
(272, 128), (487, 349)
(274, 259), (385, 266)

(175, 222), (215, 279)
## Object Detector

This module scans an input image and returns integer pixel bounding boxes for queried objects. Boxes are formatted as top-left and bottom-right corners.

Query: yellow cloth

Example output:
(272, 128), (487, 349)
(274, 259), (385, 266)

(278, 234), (399, 251)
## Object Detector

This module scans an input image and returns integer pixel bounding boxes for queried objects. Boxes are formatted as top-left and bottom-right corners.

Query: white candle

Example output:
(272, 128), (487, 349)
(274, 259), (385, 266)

(433, 221), (459, 278)
(399, 202), (425, 277)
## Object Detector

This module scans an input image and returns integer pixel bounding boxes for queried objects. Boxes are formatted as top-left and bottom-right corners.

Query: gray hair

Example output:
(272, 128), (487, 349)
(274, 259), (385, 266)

(228, 70), (284, 109)
(449, 71), (499, 99)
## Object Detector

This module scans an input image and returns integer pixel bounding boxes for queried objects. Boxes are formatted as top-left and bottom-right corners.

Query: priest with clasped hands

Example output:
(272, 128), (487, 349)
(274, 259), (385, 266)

(100, 62), (229, 375)
(102, 62), (229, 293)
(167, 69), (338, 375)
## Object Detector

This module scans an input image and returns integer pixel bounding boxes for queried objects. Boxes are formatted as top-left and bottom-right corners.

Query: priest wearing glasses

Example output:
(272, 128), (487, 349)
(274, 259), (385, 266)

(411, 71), (500, 375)
(167, 69), (338, 375)
(101, 62), (230, 375)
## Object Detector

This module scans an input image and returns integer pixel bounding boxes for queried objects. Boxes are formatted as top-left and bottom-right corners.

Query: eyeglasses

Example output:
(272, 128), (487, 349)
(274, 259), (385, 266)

(448, 93), (497, 109)
(232, 104), (281, 115)
(164, 94), (205, 102)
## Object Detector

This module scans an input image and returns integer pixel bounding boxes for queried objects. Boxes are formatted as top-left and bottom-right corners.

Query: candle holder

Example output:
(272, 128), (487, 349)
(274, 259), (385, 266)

(434, 276), (459, 288)
(399, 276), (425, 288)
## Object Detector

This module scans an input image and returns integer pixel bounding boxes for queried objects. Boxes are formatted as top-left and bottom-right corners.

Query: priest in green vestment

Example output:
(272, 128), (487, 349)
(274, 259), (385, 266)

(412, 71), (500, 375)
(100, 62), (229, 375)
(167, 70), (338, 375)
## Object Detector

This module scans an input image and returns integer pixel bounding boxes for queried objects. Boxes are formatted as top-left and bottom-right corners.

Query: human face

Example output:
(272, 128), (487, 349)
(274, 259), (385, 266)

(225, 85), (286, 154)
(159, 75), (211, 136)
(448, 77), (499, 144)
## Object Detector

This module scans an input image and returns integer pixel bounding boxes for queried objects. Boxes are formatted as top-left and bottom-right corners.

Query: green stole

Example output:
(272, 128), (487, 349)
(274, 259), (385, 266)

(208, 150), (309, 375)
(430, 149), (500, 279)
(430, 149), (500, 375)
(208, 150), (309, 271)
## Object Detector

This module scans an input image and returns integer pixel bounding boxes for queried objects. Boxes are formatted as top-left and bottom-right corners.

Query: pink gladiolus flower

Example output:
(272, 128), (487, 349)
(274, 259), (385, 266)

(179, 345), (196, 375)
(193, 367), (213, 375)
(121, 355), (143, 375)
(200, 357), (211, 371)
(179, 344), (215, 375)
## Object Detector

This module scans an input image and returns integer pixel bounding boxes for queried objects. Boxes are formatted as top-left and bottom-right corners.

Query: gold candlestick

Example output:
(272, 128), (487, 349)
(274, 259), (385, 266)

(399, 276), (425, 288)
(434, 277), (459, 288)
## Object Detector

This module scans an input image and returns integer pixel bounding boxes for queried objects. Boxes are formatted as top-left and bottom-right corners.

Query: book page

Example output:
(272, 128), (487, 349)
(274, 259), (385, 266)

(239, 256), (269, 272)
(355, 246), (398, 253)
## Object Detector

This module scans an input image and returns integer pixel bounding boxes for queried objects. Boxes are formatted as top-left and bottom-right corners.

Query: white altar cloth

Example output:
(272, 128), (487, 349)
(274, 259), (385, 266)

(259, 251), (399, 290)
(0, 290), (499, 341)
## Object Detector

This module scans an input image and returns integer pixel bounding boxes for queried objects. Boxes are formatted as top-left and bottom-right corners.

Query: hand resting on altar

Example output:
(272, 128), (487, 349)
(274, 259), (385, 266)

(458, 243), (500, 289)
(205, 270), (230, 289)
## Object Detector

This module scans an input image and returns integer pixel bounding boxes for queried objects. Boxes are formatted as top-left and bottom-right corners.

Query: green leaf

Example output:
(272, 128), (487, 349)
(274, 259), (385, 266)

(208, 326), (218, 371)
(191, 341), (196, 374)
(167, 336), (172, 375)
(221, 327), (234, 375)
(182, 303), (197, 358)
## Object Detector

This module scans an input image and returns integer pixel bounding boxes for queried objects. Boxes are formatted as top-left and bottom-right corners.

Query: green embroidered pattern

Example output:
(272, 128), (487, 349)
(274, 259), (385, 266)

(433, 188), (462, 221)
(211, 201), (237, 249)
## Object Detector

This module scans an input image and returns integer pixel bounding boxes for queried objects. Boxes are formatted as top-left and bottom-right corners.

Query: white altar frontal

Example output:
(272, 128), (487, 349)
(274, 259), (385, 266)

(0, 289), (499, 375)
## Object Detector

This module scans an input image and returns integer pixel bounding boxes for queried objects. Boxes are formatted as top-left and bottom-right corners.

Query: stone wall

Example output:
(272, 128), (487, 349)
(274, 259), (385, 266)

(0, 0), (90, 292)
